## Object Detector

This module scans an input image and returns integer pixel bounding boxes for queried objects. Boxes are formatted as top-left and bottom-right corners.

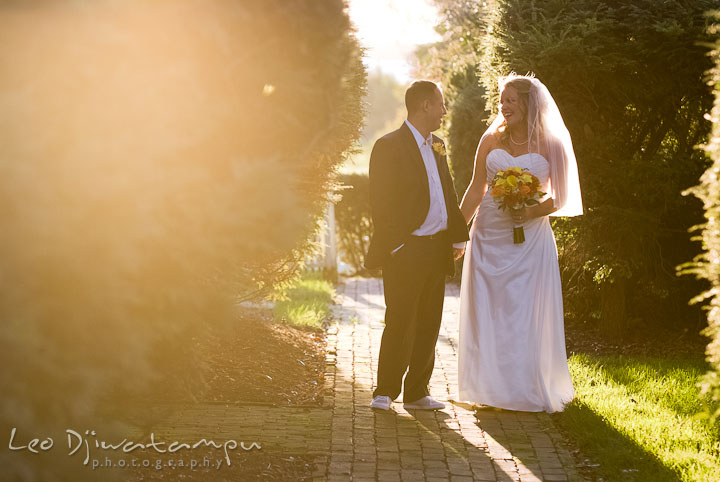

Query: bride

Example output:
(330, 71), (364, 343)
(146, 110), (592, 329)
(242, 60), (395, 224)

(456, 74), (583, 413)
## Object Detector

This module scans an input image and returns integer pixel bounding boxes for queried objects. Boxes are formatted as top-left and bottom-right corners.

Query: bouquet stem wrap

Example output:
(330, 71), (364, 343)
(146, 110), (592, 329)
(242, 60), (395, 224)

(513, 226), (525, 244)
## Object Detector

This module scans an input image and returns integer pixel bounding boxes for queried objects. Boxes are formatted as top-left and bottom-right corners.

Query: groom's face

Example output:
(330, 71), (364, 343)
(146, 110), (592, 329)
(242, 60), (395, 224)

(427, 88), (447, 132)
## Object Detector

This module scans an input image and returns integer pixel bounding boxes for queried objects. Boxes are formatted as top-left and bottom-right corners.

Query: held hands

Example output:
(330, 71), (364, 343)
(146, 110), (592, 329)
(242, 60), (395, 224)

(453, 247), (465, 260)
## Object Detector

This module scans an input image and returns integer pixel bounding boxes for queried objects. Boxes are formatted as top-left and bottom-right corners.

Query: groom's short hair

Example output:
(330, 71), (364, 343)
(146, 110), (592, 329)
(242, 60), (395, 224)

(405, 80), (440, 114)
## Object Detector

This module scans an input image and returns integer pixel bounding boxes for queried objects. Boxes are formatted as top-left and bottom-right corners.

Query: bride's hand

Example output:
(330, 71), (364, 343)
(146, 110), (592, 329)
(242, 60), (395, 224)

(511, 207), (528, 223)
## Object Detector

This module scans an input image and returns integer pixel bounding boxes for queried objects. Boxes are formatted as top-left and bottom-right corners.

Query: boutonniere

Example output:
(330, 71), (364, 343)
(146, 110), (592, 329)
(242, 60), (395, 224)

(432, 141), (447, 157)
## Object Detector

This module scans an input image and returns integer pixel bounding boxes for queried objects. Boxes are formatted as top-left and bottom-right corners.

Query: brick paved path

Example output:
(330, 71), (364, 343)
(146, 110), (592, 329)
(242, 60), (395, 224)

(149, 277), (584, 481)
(321, 277), (584, 482)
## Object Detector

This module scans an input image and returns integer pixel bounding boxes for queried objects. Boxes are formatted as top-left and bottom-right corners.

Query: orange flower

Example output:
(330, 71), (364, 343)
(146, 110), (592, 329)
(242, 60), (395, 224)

(520, 185), (531, 195)
(491, 185), (505, 197)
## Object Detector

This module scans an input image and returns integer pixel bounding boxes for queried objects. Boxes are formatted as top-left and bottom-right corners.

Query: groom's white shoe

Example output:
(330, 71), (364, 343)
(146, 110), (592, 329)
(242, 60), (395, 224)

(370, 395), (392, 410)
(403, 396), (445, 410)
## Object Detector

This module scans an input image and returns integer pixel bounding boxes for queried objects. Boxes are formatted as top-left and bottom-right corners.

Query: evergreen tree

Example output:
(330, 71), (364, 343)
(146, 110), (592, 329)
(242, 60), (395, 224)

(0, 1), (365, 479)
(685, 11), (720, 422)
(421, 0), (716, 338)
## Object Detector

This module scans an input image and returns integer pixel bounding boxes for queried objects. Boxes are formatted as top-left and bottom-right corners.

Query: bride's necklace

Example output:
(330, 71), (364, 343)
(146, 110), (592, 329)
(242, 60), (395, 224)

(509, 131), (528, 145)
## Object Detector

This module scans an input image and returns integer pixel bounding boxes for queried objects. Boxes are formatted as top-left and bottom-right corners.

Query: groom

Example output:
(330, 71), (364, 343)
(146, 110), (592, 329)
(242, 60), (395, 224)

(365, 80), (469, 411)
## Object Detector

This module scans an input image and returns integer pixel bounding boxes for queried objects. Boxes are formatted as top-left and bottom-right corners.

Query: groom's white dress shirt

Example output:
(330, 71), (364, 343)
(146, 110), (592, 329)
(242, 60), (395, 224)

(406, 119), (449, 237)
(393, 120), (465, 252)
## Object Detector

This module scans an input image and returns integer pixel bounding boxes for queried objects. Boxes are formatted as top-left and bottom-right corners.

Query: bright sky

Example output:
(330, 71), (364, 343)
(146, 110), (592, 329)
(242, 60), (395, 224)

(347, 0), (442, 83)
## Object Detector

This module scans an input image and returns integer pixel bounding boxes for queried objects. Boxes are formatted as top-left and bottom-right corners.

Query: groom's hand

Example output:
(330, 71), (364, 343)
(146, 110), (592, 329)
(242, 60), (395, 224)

(453, 247), (465, 260)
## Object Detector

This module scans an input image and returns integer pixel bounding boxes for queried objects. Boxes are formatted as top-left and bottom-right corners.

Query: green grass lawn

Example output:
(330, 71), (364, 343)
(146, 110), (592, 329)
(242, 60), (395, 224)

(554, 354), (719, 482)
(272, 272), (334, 330)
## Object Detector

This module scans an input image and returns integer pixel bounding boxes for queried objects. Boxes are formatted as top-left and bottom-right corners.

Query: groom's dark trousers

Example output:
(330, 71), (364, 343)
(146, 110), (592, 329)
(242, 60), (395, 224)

(377, 233), (448, 401)
(364, 122), (469, 402)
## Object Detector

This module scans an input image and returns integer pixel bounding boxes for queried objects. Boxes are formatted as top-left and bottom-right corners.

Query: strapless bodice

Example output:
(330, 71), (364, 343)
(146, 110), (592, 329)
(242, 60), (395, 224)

(485, 149), (550, 187)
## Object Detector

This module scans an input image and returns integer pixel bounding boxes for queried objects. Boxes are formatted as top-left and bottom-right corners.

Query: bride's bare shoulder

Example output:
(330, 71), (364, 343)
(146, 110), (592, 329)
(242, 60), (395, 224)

(478, 130), (501, 155)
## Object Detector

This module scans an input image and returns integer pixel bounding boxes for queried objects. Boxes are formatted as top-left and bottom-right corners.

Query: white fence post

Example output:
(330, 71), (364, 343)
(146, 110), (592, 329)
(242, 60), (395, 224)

(306, 199), (338, 277)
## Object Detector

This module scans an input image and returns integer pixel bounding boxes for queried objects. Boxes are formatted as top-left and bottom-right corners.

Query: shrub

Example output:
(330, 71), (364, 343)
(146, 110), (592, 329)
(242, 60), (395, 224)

(0, 1), (364, 479)
(335, 173), (373, 274)
(684, 11), (720, 422)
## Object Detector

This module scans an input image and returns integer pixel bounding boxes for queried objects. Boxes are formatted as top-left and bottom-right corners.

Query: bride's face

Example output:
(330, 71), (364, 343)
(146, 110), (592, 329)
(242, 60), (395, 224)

(499, 86), (526, 127)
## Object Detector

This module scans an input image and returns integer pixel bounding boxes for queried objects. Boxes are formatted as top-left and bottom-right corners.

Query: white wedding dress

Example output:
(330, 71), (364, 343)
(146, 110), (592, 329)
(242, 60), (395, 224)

(457, 148), (574, 413)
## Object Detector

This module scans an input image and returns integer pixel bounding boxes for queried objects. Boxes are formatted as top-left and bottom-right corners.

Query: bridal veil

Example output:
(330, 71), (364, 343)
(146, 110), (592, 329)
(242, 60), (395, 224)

(482, 74), (583, 217)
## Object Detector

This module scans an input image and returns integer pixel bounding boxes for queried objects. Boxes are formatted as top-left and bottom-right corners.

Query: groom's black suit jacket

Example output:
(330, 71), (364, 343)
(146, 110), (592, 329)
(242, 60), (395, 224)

(364, 122), (469, 275)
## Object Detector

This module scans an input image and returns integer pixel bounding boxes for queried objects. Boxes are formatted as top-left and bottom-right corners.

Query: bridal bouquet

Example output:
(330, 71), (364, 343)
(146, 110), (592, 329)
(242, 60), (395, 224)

(489, 167), (545, 244)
